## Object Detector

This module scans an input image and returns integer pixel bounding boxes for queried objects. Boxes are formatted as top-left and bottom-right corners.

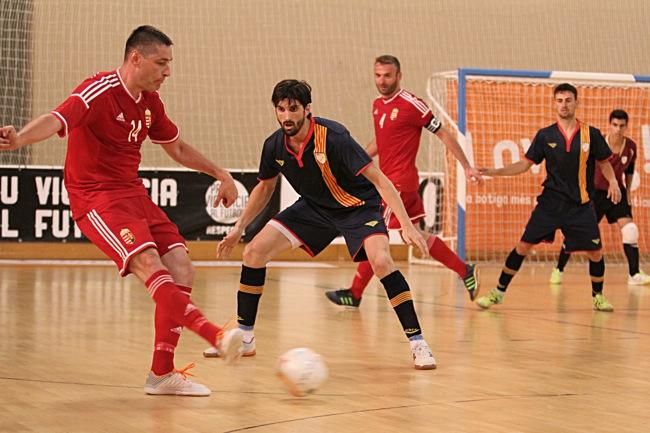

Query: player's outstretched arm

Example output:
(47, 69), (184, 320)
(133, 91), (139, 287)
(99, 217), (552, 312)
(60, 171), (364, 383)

(361, 164), (428, 256)
(479, 159), (533, 177)
(597, 159), (622, 204)
(161, 138), (237, 207)
(434, 127), (483, 183)
(216, 176), (278, 259)
(0, 114), (62, 151)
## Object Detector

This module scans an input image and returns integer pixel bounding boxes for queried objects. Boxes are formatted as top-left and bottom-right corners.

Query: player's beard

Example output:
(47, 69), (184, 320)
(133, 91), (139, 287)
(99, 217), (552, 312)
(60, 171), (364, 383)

(377, 81), (399, 97)
(558, 109), (575, 120)
(281, 117), (306, 137)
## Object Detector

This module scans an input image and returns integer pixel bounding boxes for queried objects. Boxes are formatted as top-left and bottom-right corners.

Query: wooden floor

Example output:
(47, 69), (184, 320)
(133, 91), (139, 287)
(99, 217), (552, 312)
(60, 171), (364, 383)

(1, 261), (650, 433)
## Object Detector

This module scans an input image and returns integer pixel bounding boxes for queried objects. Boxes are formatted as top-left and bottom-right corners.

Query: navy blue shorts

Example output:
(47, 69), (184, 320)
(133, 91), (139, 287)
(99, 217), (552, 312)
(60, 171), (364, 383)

(592, 188), (632, 224)
(271, 198), (388, 261)
(521, 194), (602, 252)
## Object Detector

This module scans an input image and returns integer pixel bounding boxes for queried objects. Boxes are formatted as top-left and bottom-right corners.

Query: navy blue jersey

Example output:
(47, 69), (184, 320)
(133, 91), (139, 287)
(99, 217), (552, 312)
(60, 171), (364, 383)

(258, 117), (380, 210)
(526, 122), (612, 205)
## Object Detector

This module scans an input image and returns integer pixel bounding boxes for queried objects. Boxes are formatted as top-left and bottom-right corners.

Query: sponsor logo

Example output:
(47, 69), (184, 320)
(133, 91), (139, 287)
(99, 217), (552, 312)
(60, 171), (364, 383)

(119, 228), (136, 245)
(314, 152), (327, 164)
(548, 142), (557, 149)
(390, 108), (399, 121)
(373, 108), (378, 115)
(205, 179), (249, 224)
(582, 142), (590, 152)
(115, 112), (125, 122)
(275, 159), (285, 166)
(144, 109), (152, 128)
(404, 328), (420, 336)
(592, 238), (601, 245)
(364, 220), (379, 227)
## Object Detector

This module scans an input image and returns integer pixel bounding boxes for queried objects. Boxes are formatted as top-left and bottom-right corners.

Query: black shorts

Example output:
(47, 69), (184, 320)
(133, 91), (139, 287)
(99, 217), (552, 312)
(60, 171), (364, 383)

(271, 198), (388, 262)
(521, 195), (602, 252)
(592, 188), (632, 224)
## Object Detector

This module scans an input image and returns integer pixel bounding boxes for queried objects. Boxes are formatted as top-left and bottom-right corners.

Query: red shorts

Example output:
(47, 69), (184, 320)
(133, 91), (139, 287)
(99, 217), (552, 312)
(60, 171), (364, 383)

(382, 190), (425, 230)
(76, 196), (187, 276)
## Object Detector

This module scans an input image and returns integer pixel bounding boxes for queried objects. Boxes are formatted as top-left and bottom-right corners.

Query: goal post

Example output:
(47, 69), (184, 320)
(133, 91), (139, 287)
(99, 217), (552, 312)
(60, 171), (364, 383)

(427, 68), (650, 263)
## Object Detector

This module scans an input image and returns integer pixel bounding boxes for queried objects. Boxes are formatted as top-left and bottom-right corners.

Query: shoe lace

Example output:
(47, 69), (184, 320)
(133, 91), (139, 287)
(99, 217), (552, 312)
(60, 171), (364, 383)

(412, 341), (431, 357)
(488, 290), (501, 302)
(174, 362), (197, 379)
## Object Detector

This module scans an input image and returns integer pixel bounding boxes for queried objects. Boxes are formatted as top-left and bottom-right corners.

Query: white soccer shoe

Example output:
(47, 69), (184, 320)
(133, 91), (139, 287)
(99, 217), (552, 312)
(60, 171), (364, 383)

(628, 272), (650, 285)
(410, 339), (437, 370)
(204, 331), (255, 358)
(144, 363), (210, 396)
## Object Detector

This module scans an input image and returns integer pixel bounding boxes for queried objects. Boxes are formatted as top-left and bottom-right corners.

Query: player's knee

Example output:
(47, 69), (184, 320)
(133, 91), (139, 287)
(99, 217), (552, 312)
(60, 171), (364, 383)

(587, 249), (603, 262)
(242, 242), (269, 268)
(172, 258), (195, 285)
(369, 252), (394, 278)
(621, 222), (639, 245)
(515, 242), (531, 256)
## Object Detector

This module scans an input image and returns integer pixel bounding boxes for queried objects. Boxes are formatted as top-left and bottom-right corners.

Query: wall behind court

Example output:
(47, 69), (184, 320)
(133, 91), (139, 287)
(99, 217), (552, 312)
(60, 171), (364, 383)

(12, 0), (650, 170)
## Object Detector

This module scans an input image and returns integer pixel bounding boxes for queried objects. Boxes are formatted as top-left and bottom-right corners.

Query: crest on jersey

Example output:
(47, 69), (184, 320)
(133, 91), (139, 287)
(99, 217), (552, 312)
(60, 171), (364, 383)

(621, 156), (628, 164)
(314, 152), (327, 164)
(581, 141), (590, 152)
(120, 228), (136, 245)
(548, 142), (557, 149)
(144, 109), (152, 128)
(390, 108), (399, 121)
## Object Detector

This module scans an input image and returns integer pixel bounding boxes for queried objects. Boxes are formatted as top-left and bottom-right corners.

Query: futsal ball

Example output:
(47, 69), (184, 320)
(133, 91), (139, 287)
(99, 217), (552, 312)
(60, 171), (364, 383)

(276, 348), (328, 397)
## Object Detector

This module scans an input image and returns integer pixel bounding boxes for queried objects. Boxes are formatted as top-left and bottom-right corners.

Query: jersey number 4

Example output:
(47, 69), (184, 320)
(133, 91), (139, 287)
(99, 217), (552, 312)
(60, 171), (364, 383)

(378, 113), (387, 129)
(128, 120), (142, 143)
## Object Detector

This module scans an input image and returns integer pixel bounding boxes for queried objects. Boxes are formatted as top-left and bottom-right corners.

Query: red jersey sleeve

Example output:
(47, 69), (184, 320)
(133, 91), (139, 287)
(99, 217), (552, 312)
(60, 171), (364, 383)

(404, 92), (439, 133)
(148, 92), (179, 144)
(52, 92), (92, 138)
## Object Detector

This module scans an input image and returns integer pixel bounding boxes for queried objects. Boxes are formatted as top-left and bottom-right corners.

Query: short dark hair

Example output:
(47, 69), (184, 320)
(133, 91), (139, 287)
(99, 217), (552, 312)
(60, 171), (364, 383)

(124, 25), (173, 59)
(609, 109), (629, 124)
(271, 80), (312, 108)
(375, 54), (401, 73)
(553, 83), (578, 99)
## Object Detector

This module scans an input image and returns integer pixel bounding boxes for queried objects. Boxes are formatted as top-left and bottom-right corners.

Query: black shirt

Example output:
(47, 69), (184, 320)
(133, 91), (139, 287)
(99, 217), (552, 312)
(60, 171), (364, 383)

(526, 121), (612, 205)
(258, 117), (379, 210)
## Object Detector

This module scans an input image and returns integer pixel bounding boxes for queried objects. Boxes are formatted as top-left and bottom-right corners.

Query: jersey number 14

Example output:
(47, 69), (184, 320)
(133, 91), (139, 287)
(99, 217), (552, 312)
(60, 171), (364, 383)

(128, 120), (142, 143)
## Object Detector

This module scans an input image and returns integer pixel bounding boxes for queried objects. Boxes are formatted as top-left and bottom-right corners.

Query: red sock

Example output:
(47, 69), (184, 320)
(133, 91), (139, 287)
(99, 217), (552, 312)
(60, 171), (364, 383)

(146, 271), (221, 349)
(428, 236), (466, 277)
(350, 261), (374, 299)
(151, 284), (192, 375)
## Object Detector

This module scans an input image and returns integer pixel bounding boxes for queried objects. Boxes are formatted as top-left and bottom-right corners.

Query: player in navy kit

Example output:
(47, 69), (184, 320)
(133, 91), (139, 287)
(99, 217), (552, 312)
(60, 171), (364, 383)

(476, 83), (621, 312)
(549, 109), (650, 286)
(204, 79), (438, 369)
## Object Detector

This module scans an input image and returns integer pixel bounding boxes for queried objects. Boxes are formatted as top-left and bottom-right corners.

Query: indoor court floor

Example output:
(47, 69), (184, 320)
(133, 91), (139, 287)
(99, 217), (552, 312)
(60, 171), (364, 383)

(1, 261), (649, 433)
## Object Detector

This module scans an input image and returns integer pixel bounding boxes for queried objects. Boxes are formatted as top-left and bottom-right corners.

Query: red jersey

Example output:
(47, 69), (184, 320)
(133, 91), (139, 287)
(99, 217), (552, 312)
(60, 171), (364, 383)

(593, 136), (637, 191)
(52, 69), (179, 219)
(372, 89), (441, 192)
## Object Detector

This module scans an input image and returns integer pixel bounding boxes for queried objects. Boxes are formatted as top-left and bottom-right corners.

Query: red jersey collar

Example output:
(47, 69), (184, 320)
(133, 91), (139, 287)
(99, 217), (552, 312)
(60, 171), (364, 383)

(284, 117), (315, 168)
(556, 119), (581, 152)
(380, 88), (403, 104)
(116, 68), (142, 103)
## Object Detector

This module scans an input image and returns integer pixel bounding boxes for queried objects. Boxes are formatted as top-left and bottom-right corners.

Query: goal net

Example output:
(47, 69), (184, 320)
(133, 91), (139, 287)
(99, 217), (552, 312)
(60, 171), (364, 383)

(427, 68), (650, 263)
